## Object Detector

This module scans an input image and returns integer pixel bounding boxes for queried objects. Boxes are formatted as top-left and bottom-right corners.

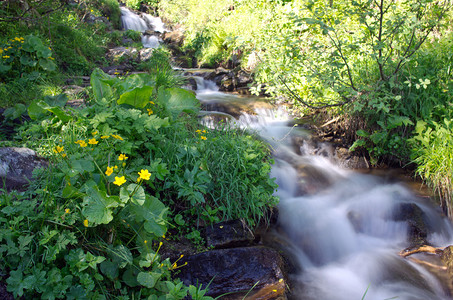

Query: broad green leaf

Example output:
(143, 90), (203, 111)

(157, 87), (200, 120)
(90, 68), (114, 102)
(71, 159), (95, 174)
(20, 56), (37, 67)
(100, 260), (119, 280)
(82, 181), (120, 225)
(137, 272), (161, 288)
(22, 35), (43, 52)
(122, 267), (139, 287)
(118, 86), (153, 108)
(119, 184), (145, 206)
(27, 100), (48, 120)
(44, 94), (68, 107)
(132, 195), (168, 237)
(39, 58), (56, 71)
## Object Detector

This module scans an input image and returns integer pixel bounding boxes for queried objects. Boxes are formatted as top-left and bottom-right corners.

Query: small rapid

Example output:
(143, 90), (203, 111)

(193, 76), (453, 299)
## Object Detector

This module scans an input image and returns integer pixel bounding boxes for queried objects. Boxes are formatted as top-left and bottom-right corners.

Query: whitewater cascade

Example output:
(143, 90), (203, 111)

(193, 76), (453, 300)
(120, 7), (165, 48)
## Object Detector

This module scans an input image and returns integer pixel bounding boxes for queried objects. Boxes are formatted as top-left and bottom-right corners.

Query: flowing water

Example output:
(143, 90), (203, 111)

(120, 7), (164, 48)
(192, 76), (453, 300)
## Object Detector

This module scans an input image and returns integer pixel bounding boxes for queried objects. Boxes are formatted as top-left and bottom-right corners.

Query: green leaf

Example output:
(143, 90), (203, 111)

(100, 260), (119, 280)
(174, 214), (185, 226)
(157, 87), (200, 120)
(349, 139), (366, 152)
(90, 68), (114, 102)
(20, 56), (37, 67)
(27, 100), (48, 120)
(137, 272), (161, 288)
(356, 129), (369, 137)
(71, 159), (95, 174)
(81, 181), (120, 225)
(118, 86), (153, 108)
(132, 195), (168, 237)
(39, 58), (56, 71)
(120, 184), (146, 206)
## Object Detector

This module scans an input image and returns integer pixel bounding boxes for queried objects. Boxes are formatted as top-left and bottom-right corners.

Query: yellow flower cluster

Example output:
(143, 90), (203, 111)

(196, 129), (207, 140)
(53, 145), (67, 158)
(75, 140), (88, 147)
(12, 37), (24, 43)
(112, 134), (124, 141)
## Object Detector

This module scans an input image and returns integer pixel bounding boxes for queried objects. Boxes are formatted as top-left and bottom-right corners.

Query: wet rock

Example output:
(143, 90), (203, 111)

(392, 202), (428, 246)
(177, 246), (286, 299)
(334, 147), (369, 169)
(0, 147), (48, 191)
(205, 219), (255, 249)
(181, 77), (197, 91)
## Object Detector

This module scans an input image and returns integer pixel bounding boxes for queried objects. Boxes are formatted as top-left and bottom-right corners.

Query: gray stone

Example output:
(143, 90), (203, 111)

(139, 48), (155, 62)
(0, 147), (48, 191)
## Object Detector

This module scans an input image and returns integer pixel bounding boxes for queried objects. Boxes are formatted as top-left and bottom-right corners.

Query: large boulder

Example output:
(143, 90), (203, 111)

(0, 147), (47, 191)
(177, 246), (286, 299)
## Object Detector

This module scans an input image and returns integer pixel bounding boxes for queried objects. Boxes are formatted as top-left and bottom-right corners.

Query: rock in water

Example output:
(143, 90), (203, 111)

(0, 147), (47, 191)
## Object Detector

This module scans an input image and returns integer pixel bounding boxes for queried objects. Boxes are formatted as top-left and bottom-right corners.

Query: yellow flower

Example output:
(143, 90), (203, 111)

(149, 101), (155, 105)
(83, 219), (89, 227)
(75, 140), (88, 147)
(138, 169), (151, 181)
(88, 138), (98, 145)
(113, 176), (126, 186)
(61, 153), (67, 158)
(3, 55), (10, 59)
(195, 129), (201, 134)
(147, 108), (153, 115)
(144, 240), (148, 244)
(200, 136), (207, 140)
(65, 208), (70, 214)
(101, 135), (109, 139)
(53, 145), (64, 153)
(105, 166), (114, 176)
(92, 131), (98, 136)
(118, 154), (128, 161)
(114, 165), (118, 170)
(112, 134), (124, 141)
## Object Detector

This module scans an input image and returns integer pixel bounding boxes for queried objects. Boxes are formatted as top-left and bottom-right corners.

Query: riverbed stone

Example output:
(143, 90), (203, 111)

(177, 246), (286, 298)
(0, 147), (48, 191)
(205, 219), (255, 249)
(106, 46), (139, 64)
(392, 202), (429, 246)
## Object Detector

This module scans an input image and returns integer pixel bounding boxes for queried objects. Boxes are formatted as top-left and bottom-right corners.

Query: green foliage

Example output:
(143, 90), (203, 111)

(409, 119), (453, 215)
(94, 0), (122, 29)
(125, 29), (142, 42)
(1, 48), (278, 296)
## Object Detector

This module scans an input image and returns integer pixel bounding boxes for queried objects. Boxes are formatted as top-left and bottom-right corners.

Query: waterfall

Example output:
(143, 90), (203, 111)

(120, 7), (163, 49)
(192, 75), (453, 300)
